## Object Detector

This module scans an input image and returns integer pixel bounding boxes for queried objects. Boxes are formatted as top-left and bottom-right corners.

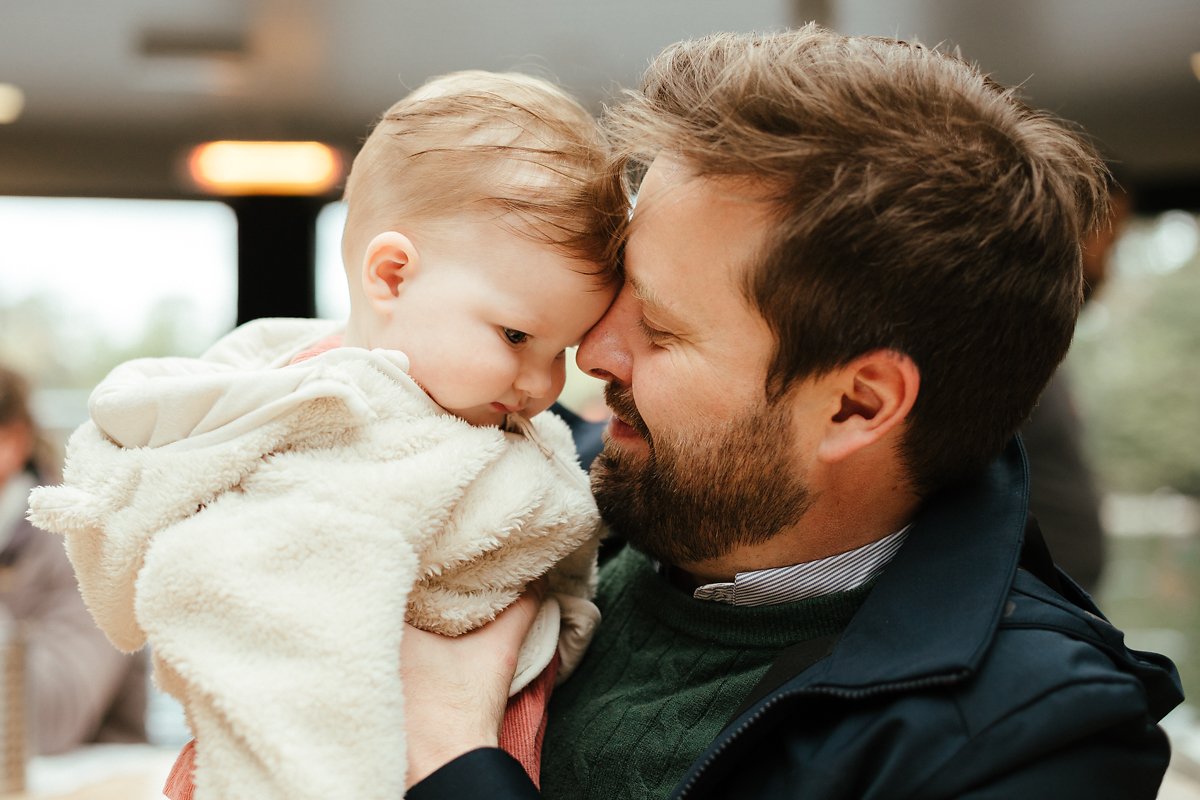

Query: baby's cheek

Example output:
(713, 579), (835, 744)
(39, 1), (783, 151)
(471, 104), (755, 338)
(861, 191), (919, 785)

(406, 362), (459, 406)
(551, 363), (568, 399)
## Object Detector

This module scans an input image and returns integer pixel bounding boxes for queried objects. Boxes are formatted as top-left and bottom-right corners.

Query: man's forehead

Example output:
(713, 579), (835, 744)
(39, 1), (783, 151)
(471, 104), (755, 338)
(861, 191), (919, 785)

(626, 157), (776, 290)
(635, 155), (777, 207)
(631, 155), (693, 211)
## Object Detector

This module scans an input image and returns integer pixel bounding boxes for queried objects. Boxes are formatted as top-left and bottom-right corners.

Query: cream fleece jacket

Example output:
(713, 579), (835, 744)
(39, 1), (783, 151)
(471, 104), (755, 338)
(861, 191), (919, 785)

(28, 317), (602, 800)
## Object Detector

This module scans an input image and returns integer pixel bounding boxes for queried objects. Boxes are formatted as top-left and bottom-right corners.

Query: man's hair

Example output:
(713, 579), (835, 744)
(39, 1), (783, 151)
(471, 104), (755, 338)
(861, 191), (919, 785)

(607, 25), (1108, 493)
(342, 70), (625, 287)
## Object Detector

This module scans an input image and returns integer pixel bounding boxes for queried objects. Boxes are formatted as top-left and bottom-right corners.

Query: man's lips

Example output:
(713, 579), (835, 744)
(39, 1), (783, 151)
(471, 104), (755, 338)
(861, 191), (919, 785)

(609, 414), (641, 440)
(604, 384), (650, 444)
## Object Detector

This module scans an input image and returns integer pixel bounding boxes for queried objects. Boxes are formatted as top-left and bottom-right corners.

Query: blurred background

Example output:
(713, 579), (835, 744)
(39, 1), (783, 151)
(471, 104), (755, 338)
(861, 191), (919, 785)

(1, 0), (1198, 797)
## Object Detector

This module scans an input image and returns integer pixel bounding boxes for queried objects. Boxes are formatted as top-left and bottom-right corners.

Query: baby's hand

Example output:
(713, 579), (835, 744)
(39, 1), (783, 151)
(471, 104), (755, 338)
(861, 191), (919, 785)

(401, 580), (546, 788)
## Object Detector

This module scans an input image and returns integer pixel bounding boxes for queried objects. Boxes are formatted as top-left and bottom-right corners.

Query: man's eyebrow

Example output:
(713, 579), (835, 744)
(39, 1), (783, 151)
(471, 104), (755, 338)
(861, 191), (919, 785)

(629, 277), (686, 326)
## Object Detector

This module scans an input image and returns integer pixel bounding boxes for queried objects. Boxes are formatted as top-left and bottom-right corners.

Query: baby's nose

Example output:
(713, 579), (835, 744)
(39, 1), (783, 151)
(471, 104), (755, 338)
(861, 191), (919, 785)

(515, 365), (552, 399)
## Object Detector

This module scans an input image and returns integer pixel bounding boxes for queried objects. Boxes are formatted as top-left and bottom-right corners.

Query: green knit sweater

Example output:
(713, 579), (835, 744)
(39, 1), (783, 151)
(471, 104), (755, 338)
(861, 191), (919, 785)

(541, 546), (873, 800)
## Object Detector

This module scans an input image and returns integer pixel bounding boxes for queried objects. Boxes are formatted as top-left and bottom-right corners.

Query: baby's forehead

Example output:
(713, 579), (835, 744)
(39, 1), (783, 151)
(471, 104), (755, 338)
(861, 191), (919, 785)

(494, 259), (615, 332)
(442, 212), (619, 279)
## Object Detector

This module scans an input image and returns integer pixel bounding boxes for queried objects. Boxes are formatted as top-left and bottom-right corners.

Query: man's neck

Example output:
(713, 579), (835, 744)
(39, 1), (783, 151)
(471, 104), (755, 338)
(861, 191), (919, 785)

(677, 482), (920, 585)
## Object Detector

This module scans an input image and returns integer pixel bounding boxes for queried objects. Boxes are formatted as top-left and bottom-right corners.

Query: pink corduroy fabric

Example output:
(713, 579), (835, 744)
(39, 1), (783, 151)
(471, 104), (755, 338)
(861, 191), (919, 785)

(162, 739), (196, 800)
(498, 652), (561, 787)
(287, 333), (344, 365)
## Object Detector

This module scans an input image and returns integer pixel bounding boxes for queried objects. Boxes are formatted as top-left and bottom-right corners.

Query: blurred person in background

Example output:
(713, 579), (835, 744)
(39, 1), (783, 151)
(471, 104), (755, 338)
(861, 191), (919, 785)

(1021, 179), (1132, 593)
(0, 363), (146, 754)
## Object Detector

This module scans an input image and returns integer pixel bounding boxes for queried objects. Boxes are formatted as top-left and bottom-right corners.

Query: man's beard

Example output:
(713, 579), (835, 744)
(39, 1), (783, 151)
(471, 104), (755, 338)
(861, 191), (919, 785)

(590, 383), (812, 566)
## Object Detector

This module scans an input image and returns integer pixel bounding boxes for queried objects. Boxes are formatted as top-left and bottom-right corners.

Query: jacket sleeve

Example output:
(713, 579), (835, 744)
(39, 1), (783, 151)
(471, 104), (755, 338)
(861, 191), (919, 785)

(907, 652), (1176, 800)
(939, 718), (1172, 800)
(87, 348), (389, 450)
(406, 749), (540, 800)
(134, 472), (423, 800)
(89, 316), (341, 450)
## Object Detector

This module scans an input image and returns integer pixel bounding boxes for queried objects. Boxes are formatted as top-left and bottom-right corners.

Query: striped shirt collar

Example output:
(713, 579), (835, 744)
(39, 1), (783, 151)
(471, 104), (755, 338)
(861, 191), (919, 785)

(691, 525), (911, 606)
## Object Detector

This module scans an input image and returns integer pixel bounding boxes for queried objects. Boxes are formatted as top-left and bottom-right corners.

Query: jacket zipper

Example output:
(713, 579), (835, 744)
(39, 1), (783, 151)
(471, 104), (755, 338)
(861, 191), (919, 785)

(674, 671), (970, 799)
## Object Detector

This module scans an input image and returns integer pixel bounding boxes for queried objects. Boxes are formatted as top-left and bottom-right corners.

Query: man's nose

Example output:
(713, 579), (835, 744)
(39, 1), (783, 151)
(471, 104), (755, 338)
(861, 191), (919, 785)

(577, 290), (633, 385)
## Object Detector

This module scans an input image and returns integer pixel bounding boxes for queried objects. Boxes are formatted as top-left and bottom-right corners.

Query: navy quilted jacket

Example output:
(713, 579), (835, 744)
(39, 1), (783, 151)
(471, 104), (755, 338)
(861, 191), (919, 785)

(410, 441), (1183, 799)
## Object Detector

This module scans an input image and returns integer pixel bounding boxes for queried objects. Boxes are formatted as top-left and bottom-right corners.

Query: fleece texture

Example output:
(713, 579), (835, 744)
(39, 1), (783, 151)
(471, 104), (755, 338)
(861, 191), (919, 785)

(28, 317), (602, 800)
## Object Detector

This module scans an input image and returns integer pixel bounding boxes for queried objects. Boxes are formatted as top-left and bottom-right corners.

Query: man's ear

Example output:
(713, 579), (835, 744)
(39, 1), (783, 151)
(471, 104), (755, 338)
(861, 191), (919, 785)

(816, 350), (919, 464)
(361, 231), (420, 307)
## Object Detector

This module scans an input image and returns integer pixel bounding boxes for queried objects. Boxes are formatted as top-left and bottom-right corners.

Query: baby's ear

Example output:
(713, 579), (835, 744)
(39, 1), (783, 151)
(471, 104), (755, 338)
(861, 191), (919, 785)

(361, 231), (419, 304)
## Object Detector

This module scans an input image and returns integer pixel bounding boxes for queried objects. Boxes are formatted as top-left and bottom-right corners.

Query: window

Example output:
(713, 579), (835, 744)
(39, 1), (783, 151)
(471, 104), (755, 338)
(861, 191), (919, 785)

(0, 196), (237, 433)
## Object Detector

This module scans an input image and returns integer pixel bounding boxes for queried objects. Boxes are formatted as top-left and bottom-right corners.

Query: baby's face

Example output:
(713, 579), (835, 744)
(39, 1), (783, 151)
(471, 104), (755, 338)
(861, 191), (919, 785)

(375, 220), (615, 427)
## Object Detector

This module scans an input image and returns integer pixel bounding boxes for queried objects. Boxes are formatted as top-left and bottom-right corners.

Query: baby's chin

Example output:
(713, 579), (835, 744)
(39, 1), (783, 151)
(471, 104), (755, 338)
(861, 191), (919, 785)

(438, 395), (559, 428)
(446, 406), (506, 428)
(443, 402), (520, 428)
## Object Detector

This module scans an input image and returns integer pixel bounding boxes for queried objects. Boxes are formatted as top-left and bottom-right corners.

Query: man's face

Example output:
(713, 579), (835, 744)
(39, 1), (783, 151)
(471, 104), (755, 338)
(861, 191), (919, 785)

(577, 157), (814, 566)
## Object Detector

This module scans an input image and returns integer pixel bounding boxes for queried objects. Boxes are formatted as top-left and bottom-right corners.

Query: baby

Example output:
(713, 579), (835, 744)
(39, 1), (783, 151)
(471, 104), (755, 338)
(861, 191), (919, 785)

(29, 71), (626, 800)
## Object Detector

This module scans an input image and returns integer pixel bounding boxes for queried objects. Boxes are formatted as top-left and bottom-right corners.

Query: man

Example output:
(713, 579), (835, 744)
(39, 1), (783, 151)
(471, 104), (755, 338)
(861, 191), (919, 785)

(401, 26), (1182, 799)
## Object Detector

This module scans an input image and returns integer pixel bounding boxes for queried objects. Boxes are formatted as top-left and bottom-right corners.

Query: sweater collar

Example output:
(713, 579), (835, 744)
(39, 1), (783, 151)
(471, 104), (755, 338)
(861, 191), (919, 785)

(807, 438), (1030, 689)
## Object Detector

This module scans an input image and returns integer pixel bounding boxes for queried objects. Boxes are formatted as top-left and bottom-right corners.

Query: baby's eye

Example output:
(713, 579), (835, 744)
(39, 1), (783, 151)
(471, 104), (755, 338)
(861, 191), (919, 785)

(502, 328), (529, 345)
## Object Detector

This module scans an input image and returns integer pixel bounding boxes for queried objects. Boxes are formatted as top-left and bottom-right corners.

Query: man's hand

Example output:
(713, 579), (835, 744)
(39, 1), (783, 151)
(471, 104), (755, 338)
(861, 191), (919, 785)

(402, 582), (545, 788)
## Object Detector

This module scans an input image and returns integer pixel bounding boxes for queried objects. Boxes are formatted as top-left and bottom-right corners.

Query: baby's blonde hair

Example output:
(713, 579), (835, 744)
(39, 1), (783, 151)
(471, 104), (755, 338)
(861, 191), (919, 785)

(342, 70), (626, 297)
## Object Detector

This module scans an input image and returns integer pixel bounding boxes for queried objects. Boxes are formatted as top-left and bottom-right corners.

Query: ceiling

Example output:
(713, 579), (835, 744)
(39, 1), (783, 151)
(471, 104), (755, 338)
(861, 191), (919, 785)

(1, 0), (1198, 206)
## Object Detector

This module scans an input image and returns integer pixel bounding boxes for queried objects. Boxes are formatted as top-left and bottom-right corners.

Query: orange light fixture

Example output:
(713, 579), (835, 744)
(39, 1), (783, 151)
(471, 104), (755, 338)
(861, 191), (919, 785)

(187, 140), (343, 195)
(1192, 52), (1200, 83)
(0, 83), (24, 124)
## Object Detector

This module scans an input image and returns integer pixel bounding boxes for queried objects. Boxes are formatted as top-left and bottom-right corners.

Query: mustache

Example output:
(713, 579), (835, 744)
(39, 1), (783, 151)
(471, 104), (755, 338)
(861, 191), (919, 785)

(604, 383), (652, 441)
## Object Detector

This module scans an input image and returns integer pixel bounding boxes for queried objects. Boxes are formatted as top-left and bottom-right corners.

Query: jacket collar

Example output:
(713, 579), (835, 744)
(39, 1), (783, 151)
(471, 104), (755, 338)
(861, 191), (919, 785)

(808, 438), (1029, 689)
